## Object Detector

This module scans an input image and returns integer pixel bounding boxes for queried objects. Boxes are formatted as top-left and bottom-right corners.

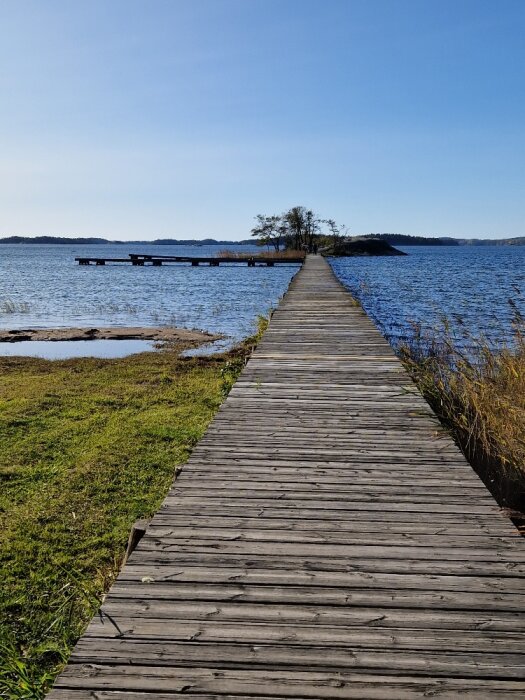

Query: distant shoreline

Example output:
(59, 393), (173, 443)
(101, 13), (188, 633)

(1, 235), (525, 246)
(0, 236), (253, 246)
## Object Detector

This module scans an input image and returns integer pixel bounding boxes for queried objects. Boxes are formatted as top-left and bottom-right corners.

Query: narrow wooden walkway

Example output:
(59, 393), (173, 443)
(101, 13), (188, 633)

(49, 255), (525, 699)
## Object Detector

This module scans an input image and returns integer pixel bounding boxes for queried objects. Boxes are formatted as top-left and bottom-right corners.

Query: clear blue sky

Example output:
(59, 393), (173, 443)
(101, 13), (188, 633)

(1, 0), (524, 240)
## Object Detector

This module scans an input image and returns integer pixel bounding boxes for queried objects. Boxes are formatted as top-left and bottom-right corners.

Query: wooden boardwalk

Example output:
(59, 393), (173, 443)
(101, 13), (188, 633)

(49, 255), (525, 699)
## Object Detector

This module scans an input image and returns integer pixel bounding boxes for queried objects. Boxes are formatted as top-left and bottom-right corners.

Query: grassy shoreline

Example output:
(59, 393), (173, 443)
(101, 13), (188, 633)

(0, 325), (264, 698)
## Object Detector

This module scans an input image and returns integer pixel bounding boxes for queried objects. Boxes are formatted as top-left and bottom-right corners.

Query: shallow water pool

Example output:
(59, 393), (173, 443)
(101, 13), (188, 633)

(0, 339), (156, 360)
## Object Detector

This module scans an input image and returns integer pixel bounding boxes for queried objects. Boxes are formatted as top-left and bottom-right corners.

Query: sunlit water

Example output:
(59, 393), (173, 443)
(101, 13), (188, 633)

(2, 244), (524, 359)
(330, 246), (525, 349)
(0, 244), (298, 357)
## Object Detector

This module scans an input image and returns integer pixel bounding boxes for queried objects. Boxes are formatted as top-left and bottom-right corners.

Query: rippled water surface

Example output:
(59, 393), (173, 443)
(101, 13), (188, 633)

(3, 244), (524, 358)
(330, 246), (525, 347)
(0, 244), (298, 352)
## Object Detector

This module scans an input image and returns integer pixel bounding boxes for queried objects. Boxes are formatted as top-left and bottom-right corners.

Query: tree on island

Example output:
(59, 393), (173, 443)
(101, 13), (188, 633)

(251, 206), (347, 253)
(250, 214), (285, 252)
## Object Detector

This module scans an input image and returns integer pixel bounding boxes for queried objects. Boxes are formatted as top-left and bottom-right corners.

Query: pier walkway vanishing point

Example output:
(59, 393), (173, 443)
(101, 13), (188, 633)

(49, 255), (525, 698)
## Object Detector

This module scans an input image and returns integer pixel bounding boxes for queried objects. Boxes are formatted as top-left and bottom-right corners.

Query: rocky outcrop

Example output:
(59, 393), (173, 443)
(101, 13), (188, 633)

(323, 237), (407, 257)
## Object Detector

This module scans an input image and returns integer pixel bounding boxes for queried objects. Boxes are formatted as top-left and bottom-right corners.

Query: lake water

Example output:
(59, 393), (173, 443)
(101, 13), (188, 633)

(1, 244), (524, 359)
(0, 339), (156, 360)
(0, 244), (298, 357)
(330, 245), (525, 348)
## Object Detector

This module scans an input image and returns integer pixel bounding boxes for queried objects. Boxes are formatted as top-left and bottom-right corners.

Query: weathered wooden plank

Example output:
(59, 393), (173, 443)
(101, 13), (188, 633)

(184, 456), (477, 469)
(143, 526), (519, 549)
(124, 551), (525, 577)
(177, 476), (489, 491)
(106, 580), (525, 611)
(69, 640), (525, 679)
(136, 537), (525, 563)
(147, 514), (503, 536)
(48, 693), (294, 700)
(50, 666), (525, 698)
(156, 504), (509, 525)
(166, 490), (499, 509)
(96, 600), (524, 632)
(49, 693), (290, 700)
(168, 485), (497, 503)
(178, 468), (487, 484)
(161, 495), (503, 516)
(116, 564), (525, 591)
(188, 447), (473, 461)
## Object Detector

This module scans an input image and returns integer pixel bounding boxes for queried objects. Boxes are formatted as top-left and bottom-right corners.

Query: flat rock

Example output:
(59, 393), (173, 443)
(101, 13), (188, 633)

(324, 237), (407, 257)
(0, 326), (219, 344)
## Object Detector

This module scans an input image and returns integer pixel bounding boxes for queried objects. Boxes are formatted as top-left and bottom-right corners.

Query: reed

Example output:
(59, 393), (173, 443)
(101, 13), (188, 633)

(0, 299), (31, 314)
(216, 249), (305, 259)
(400, 309), (525, 515)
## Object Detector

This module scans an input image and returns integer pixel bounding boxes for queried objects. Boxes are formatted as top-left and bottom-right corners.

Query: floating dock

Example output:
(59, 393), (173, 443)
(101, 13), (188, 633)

(76, 254), (304, 267)
(49, 255), (525, 698)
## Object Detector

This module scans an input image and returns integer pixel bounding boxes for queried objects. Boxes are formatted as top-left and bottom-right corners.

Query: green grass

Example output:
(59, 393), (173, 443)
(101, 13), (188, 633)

(0, 322), (267, 699)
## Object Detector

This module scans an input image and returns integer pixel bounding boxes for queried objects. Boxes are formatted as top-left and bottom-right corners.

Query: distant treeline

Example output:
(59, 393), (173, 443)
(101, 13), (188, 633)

(459, 237), (525, 246)
(0, 236), (253, 245)
(1, 234), (524, 246)
(363, 234), (457, 246)
(365, 234), (525, 246)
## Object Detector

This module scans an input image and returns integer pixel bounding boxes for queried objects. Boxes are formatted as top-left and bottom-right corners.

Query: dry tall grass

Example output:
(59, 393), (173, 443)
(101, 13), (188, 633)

(400, 311), (525, 513)
(216, 249), (305, 259)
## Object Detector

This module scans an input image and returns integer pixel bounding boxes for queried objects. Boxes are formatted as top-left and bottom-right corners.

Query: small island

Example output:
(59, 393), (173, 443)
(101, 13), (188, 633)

(249, 207), (407, 256)
(322, 236), (407, 257)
